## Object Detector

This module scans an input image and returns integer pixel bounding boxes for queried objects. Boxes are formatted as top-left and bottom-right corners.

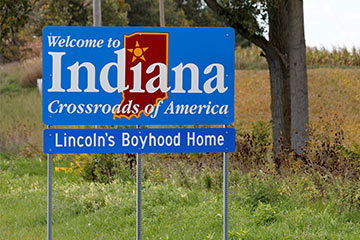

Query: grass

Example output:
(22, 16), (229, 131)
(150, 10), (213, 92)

(234, 68), (360, 146)
(1, 154), (360, 239)
(0, 47), (359, 239)
(0, 89), (43, 153)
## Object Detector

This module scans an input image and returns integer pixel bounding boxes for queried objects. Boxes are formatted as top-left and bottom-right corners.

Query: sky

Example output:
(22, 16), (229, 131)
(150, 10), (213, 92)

(304, 0), (360, 50)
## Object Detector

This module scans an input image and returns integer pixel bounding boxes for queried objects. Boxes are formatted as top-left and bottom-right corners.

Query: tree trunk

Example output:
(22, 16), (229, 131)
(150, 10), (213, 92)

(266, 1), (292, 156)
(204, 0), (309, 166)
(265, 49), (287, 153)
(265, 0), (309, 158)
(288, 0), (309, 154)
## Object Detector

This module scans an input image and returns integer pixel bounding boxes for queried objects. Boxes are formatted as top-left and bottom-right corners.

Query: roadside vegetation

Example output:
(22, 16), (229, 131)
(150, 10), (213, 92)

(1, 152), (360, 239)
(1, 45), (360, 239)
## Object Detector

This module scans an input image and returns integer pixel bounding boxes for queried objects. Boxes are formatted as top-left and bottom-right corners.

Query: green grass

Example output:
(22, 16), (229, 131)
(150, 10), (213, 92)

(1, 154), (359, 240)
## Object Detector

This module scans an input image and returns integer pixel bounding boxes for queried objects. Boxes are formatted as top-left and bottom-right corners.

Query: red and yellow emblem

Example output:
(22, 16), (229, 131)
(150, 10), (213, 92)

(113, 32), (169, 120)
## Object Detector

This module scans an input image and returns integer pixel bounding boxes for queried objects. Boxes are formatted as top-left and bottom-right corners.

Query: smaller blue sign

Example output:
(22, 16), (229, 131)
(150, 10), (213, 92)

(43, 128), (235, 154)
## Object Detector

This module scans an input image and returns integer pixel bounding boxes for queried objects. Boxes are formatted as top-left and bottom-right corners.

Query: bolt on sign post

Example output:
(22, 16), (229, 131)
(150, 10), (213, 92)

(42, 27), (235, 240)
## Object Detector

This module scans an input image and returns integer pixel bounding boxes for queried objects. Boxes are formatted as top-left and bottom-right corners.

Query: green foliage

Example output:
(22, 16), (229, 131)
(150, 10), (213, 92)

(335, 180), (360, 211)
(78, 153), (133, 184)
(201, 172), (214, 190)
(2, 155), (360, 239)
(101, 0), (129, 26)
(0, 0), (31, 44)
(0, 0), (31, 62)
(13, 0), (129, 45)
(40, 0), (91, 27)
(218, 0), (269, 36)
(126, 0), (157, 26)
(126, 0), (187, 26)
(337, 142), (360, 161)
(175, 0), (224, 27)
(253, 202), (278, 225)
(0, 72), (21, 94)
(241, 176), (285, 210)
(229, 229), (248, 240)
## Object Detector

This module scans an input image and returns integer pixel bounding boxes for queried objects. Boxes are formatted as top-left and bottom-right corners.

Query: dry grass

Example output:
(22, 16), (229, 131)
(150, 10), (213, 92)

(0, 57), (42, 88)
(234, 70), (271, 126)
(308, 68), (360, 144)
(0, 61), (23, 79)
(0, 90), (43, 153)
(234, 68), (360, 145)
(20, 57), (42, 87)
(235, 46), (268, 70)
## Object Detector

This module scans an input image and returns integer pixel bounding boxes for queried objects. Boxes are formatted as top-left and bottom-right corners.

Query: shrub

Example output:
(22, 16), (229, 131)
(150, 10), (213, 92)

(231, 121), (271, 171)
(293, 125), (360, 181)
(241, 175), (285, 210)
(79, 153), (133, 184)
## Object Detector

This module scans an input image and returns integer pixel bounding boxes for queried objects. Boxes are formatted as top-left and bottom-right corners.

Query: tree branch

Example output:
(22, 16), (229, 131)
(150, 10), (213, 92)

(204, 0), (290, 67)
(204, 0), (269, 51)
(204, 0), (223, 16)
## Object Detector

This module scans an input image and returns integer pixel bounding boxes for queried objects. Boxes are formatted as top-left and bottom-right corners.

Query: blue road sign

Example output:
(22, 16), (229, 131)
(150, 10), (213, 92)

(42, 27), (234, 125)
(43, 128), (235, 153)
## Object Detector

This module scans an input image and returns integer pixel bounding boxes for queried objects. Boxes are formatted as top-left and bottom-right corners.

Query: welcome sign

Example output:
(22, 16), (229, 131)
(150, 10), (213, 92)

(42, 27), (234, 125)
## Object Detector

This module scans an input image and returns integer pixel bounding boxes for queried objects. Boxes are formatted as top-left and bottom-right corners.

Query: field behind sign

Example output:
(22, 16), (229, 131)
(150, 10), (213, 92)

(1, 58), (359, 151)
(1, 48), (360, 239)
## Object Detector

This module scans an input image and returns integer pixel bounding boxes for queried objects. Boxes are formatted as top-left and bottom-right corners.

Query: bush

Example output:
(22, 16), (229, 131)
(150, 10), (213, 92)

(78, 153), (133, 184)
(242, 176), (285, 210)
(231, 121), (271, 171)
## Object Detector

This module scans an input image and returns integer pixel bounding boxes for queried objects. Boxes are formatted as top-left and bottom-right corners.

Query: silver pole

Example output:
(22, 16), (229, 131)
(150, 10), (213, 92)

(93, 0), (101, 129)
(47, 125), (53, 240)
(136, 125), (142, 240)
(223, 125), (229, 240)
(93, 0), (102, 26)
(159, 0), (165, 27)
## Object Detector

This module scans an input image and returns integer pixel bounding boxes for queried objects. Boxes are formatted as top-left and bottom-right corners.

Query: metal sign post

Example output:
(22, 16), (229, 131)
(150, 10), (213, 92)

(47, 125), (53, 240)
(92, 0), (102, 27)
(136, 125), (142, 240)
(159, 0), (165, 27)
(223, 125), (229, 240)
